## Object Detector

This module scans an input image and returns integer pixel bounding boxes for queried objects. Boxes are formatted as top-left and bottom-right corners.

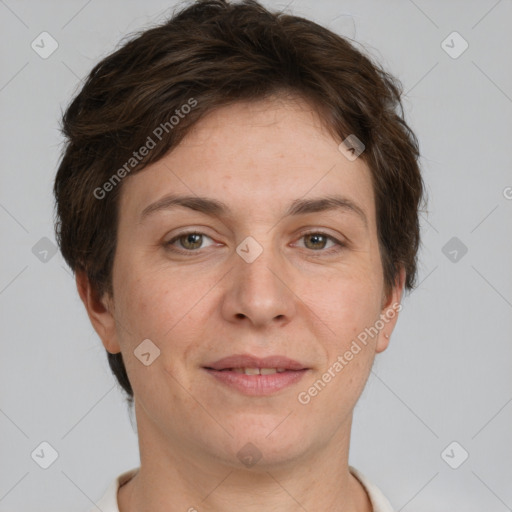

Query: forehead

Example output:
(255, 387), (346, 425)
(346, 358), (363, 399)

(118, 96), (376, 228)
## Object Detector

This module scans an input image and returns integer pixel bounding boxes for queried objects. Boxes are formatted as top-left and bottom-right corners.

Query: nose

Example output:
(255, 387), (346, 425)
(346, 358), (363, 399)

(220, 241), (296, 328)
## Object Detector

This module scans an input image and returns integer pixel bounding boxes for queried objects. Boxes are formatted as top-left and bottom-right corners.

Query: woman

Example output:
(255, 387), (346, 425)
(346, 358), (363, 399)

(53, 1), (425, 510)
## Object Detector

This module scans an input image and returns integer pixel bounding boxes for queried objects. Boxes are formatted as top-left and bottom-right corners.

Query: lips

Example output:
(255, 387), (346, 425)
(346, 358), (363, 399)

(203, 354), (308, 372)
(203, 353), (309, 396)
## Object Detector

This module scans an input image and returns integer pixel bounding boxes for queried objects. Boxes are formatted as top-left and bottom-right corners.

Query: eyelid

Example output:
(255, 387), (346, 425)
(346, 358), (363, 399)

(164, 228), (347, 256)
(295, 226), (346, 241)
(292, 230), (346, 253)
(165, 229), (217, 249)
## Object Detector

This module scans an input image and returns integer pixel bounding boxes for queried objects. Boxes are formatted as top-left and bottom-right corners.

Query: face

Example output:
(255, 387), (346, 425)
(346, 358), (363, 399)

(81, 95), (404, 470)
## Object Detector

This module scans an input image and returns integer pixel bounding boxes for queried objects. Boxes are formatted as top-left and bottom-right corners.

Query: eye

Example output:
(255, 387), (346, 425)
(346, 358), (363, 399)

(294, 231), (346, 255)
(165, 231), (216, 254)
(164, 230), (346, 256)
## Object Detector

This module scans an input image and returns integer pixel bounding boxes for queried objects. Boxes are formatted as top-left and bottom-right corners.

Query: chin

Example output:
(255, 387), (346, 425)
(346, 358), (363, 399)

(231, 425), (305, 462)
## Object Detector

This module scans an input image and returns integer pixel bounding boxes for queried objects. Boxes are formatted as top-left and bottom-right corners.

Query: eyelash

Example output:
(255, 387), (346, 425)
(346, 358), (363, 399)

(164, 230), (346, 257)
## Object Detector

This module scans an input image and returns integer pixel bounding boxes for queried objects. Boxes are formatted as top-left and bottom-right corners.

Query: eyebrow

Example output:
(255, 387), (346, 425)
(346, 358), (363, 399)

(139, 193), (368, 228)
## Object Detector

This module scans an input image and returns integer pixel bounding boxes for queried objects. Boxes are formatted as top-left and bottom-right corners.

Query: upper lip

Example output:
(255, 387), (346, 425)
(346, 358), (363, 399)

(203, 354), (308, 371)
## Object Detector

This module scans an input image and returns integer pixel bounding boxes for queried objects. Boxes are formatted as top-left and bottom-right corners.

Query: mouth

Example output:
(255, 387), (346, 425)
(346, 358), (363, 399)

(206, 367), (296, 374)
(203, 353), (308, 371)
(202, 354), (310, 396)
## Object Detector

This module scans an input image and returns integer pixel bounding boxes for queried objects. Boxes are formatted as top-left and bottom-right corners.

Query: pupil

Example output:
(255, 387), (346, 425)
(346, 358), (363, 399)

(307, 234), (325, 249)
(184, 233), (201, 249)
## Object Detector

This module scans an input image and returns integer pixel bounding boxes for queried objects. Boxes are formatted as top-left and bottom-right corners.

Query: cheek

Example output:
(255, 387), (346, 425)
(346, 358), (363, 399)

(121, 278), (178, 341)
(113, 272), (184, 395)
(113, 261), (210, 361)
(304, 268), (382, 335)
(309, 281), (381, 403)
(109, 257), (167, 363)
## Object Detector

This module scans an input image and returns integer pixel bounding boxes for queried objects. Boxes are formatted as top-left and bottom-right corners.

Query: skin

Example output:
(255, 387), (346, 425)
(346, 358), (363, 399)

(77, 94), (405, 512)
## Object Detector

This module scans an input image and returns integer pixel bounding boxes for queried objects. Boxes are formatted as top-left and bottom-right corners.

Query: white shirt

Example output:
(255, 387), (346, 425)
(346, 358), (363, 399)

(90, 465), (394, 511)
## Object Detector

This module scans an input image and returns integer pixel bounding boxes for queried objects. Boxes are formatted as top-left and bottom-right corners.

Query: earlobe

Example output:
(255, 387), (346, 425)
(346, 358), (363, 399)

(375, 332), (391, 354)
(75, 270), (121, 354)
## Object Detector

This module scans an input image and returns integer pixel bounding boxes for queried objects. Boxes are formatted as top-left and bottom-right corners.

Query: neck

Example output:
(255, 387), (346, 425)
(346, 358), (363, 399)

(118, 404), (372, 512)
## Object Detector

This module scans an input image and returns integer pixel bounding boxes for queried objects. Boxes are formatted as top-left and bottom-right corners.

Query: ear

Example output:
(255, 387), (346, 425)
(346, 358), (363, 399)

(375, 265), (406, 354)
(75, 270), (121, 354)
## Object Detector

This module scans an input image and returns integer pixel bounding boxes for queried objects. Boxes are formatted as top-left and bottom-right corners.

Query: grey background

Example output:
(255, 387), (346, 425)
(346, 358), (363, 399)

(1, 0), (511, 510)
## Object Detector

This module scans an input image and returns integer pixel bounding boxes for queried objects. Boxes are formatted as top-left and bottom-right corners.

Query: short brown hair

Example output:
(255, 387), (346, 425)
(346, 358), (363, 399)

(53, 0), (425, 403)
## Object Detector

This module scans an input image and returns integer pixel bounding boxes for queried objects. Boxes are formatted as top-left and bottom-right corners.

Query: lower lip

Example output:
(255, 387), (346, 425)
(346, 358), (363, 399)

(204, 368), (308, 396)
